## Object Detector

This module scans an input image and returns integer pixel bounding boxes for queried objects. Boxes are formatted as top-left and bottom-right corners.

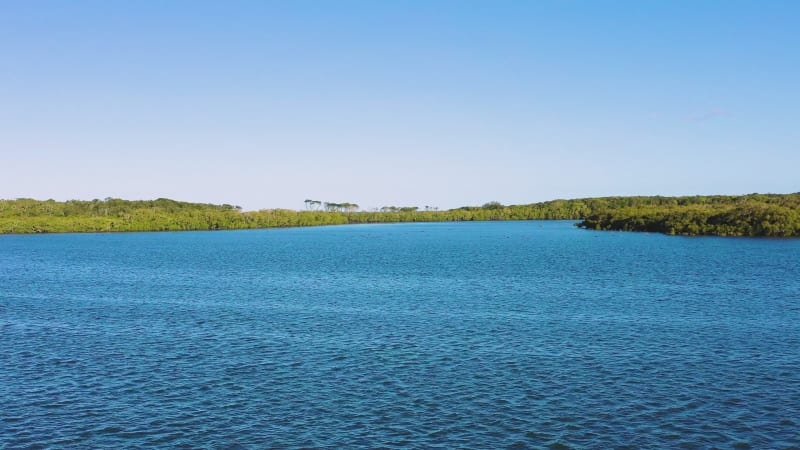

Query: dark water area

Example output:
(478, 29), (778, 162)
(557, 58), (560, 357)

(1, 221), (799, 448)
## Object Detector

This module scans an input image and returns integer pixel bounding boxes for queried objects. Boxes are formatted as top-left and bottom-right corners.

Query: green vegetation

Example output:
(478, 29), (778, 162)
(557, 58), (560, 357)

(0, 198), (348, 234)
(576, 193), (800, 237)
(1, 194), (799, 236)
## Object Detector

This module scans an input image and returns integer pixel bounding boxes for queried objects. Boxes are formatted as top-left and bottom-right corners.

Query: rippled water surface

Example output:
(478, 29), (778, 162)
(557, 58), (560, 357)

(2, 221), (799, 448)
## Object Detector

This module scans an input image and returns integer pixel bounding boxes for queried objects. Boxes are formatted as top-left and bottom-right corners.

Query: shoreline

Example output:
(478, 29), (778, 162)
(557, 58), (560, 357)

(2, 194), (799, 238)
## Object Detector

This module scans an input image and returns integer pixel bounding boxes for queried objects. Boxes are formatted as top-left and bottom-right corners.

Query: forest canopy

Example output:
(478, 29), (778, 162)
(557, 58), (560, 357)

(1, 194), (799, 237)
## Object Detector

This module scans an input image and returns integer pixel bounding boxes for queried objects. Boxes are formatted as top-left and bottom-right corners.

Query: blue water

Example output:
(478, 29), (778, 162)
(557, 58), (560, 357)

(1, 221), (799, 448)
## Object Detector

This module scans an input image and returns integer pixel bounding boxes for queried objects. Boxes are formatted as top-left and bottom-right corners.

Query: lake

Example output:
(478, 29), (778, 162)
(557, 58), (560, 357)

(1, 221), (799, 448)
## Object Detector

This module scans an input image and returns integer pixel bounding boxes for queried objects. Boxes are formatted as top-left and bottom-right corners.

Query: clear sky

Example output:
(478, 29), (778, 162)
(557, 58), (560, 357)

(1, 1), (797, 210)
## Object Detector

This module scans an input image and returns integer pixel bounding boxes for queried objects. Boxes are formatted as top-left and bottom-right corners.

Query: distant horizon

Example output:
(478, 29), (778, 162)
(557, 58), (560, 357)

(3, 1), (798, 210)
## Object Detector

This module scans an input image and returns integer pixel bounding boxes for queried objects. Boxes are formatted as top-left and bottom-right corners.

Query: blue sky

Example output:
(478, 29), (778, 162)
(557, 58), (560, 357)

(1, 1), (797, 210)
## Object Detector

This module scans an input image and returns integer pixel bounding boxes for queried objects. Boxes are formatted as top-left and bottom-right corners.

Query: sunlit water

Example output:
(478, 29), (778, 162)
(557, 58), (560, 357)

(2, 221), (799, 448)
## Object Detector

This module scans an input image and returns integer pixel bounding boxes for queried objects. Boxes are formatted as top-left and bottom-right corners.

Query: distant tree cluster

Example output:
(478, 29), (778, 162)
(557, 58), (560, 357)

(305, 199), (359, 212)
(379, 206), (418, 212)
(2, 194), (799, 236)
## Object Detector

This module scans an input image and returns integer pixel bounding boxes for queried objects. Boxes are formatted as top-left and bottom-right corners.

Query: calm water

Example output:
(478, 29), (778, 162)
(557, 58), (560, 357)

(1, 221), (799, 448)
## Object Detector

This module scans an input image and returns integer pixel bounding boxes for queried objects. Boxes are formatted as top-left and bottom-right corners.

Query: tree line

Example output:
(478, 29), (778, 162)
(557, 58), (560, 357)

(1, 194), (799, 236)
(576, 196), (800, 237)
(304, 199), (359, 212)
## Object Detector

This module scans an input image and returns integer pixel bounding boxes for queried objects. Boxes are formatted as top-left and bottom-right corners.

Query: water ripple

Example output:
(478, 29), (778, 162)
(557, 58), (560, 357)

(1, 222), (799, 448)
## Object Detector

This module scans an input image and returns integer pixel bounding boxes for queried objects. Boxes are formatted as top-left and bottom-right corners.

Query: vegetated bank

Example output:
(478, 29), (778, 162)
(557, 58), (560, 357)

(1, 193), (799, 237)
(0, 197), (587, 234)
(576, 193), (800, 237)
